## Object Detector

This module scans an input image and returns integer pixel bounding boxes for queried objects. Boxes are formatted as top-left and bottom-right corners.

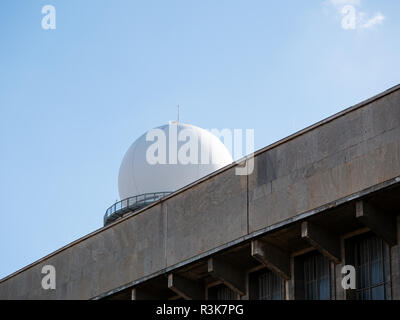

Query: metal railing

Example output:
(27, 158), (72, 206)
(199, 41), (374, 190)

(104, 191), (172, 226)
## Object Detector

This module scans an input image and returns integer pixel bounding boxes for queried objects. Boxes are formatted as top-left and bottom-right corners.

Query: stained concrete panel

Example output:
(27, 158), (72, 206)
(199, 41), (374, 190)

(249, 90), (400, 233)
(166, 166), (248, 266)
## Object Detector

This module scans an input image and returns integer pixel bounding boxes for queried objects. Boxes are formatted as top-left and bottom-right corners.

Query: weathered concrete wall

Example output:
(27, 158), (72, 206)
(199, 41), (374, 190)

(248, 88), (400, 232)
(165, 166), (248, 266)
(0, 86), (399, 299)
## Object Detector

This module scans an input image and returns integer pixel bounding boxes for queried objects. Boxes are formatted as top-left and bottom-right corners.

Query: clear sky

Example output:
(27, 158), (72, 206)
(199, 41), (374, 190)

(0, 0), (399, 279)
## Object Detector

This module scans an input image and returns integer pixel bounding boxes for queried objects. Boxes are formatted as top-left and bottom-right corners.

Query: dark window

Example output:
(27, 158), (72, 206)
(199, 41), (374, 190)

(295, 251), (331, 300)
(345, 232), (390, 300)
(249, 268), (285, 300)
(208, 284), (237, 300)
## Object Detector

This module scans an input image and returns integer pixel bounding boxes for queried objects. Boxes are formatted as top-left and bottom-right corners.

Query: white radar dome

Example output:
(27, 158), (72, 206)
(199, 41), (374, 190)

(118, 122), (233, 200)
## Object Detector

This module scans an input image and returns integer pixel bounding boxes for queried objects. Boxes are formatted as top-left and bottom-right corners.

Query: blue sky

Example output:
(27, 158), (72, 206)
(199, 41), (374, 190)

(0, 0), (399, 279)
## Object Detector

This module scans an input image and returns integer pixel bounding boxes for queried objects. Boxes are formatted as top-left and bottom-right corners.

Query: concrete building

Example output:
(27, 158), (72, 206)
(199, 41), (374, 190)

(0, 85), (399, 300)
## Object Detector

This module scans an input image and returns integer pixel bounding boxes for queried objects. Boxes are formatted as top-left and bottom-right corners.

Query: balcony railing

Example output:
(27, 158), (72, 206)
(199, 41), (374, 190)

(104, 191), (172, 226)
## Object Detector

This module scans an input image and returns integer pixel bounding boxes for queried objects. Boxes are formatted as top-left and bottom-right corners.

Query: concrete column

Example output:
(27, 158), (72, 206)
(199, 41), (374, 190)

(335, 237), (346, 300)
(288, 256), (295, 300)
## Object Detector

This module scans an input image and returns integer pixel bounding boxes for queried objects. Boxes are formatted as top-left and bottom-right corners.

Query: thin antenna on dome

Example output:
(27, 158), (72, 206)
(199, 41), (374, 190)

(177, 104), (180, 123)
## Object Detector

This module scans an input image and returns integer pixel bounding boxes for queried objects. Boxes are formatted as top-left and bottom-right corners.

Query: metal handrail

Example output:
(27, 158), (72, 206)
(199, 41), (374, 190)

(103, 191), (172, 226)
